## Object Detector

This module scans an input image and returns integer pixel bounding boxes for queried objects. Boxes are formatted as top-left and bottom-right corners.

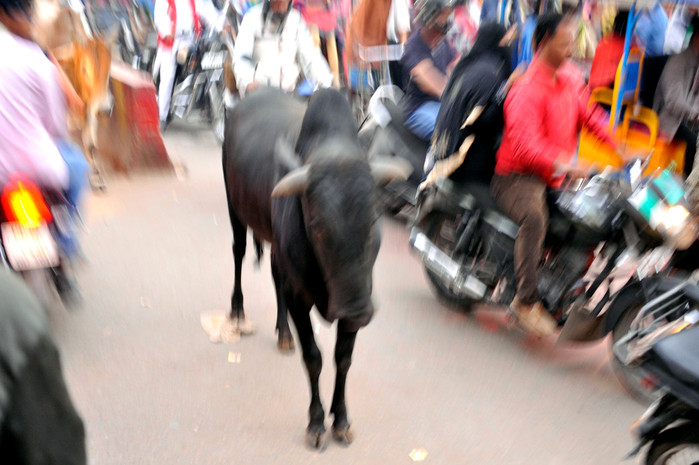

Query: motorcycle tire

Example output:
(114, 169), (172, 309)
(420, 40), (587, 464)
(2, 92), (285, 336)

(646, 426), (699, 465)
(611, 301), (663, 405)
(423, 214), (474, 311)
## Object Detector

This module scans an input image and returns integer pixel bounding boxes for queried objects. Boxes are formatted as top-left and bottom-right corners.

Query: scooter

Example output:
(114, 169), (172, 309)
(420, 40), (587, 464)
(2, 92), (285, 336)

(622, 279), (699, 464)
(358, 85), (429, 217)
(0, 178), (80, 309)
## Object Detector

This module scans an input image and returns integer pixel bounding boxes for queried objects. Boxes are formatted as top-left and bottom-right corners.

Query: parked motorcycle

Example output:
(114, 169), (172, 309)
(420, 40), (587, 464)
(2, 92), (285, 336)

(358, 85), (429, 217)
(116, 0), (157, 72)
(409, 159), (698, 400)
(0, 178), (80, 309)
(621, 279), (699, 464)
(160, 15), (234, 143)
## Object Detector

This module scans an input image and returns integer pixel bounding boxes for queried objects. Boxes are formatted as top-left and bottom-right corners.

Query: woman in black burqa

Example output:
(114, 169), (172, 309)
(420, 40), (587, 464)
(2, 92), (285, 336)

(426, 21), (516, 185)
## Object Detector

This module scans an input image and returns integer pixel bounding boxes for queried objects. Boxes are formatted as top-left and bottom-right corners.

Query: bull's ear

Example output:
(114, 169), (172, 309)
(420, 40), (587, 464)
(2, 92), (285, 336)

(271, 166), (310, 197)
(370, 157), (413, 185)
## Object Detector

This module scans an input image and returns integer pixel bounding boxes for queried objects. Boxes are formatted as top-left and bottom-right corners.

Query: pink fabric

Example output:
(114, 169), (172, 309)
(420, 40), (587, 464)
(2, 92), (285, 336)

(495, 58), (615, 187)
(0, 33), (68, 189)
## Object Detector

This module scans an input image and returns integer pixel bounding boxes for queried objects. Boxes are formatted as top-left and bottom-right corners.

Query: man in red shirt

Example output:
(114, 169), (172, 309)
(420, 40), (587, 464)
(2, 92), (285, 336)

(491, 13), (615, 337)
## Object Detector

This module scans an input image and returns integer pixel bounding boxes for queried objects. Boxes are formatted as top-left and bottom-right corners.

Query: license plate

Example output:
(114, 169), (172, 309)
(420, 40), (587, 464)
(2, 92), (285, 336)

(201, 51), (226, 70)
(1, 222), (59, 271)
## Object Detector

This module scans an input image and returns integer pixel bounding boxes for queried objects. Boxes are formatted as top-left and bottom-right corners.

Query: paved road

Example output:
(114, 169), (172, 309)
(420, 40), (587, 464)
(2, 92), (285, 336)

(48, 122), (646, 465)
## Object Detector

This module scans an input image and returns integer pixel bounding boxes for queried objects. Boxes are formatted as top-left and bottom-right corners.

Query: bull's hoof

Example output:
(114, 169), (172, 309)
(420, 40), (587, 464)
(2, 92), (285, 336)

(305, 426), (327, 450)
(277, 334), (295, 353)
(234, 318), (256, 335)
(332, 426), (354, 446)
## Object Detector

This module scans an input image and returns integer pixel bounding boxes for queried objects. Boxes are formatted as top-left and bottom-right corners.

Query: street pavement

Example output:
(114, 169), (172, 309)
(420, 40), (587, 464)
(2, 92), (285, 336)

(48, 121), (647, 465)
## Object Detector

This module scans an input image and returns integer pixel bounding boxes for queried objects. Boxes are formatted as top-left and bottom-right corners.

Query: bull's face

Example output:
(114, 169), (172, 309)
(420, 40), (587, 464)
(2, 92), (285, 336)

(272, 141), (412, 330)
(304, 158), (381, 328)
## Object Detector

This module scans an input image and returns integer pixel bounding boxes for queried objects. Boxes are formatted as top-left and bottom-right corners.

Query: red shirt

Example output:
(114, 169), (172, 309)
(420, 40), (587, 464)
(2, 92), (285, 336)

(495, 58), (615, 186)
(588, 35), (625, 90)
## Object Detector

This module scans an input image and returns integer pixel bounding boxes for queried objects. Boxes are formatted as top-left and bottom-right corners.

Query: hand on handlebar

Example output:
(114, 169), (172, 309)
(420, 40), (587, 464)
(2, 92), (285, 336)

(553, 158), (595, 180)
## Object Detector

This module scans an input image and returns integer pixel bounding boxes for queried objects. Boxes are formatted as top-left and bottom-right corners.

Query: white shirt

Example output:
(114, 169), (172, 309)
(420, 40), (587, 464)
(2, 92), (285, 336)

(233, 5), (333, 94)
(0, 32), (68, 189)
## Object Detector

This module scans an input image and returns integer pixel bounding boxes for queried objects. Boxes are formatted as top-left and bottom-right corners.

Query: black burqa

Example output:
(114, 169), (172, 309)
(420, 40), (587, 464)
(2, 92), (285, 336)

(430, 22), (512, 184)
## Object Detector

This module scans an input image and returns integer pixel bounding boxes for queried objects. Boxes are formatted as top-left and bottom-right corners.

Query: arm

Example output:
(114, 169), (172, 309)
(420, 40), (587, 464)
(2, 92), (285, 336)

(153, 0), (172, 37)
(295, 16), (334, 88)
(196, 0), (223, 31)
(232, 10), (258, 93)
(577, 91), (616, 148)
(38, 65), (69, 140)
(410, 59), (448, 98)
(504, 85), (567, 180)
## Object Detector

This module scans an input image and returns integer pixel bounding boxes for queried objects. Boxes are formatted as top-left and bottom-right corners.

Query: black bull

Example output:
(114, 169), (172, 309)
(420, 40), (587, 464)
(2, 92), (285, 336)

(222, 88), (410, 447)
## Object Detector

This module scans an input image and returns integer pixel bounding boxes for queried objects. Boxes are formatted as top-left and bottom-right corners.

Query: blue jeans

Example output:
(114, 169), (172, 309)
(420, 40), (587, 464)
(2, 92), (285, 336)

(55, 139), (89, 258)
(55, 139), (89, 211)
(405, 101), (440, 141)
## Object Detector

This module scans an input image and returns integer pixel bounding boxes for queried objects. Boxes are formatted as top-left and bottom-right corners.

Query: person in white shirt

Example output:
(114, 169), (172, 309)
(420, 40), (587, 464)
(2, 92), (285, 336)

(232, 0), (334, 96)
(153, 0), (222, 129)
(0, 3), (69, 192)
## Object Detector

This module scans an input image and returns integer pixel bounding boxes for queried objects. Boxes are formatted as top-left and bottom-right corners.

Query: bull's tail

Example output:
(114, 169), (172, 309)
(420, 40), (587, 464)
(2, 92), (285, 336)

(253, 236), (264, 268)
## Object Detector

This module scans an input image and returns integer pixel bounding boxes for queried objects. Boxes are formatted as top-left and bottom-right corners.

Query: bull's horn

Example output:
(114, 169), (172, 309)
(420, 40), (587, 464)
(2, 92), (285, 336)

(370, 157), (413, 185)
(271, 166), (310, 197)
(274, 138), (300, 172)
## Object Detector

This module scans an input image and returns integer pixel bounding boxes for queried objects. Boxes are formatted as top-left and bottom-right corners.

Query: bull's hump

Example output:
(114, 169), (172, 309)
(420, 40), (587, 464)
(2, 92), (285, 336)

(297, 90), (359, 160)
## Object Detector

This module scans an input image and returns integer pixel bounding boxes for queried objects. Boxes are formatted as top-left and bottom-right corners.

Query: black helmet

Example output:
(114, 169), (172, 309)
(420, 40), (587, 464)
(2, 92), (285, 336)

(0, 0), (32, 15)
(414, 0), (459, 27)
(262, 0), (293, 26)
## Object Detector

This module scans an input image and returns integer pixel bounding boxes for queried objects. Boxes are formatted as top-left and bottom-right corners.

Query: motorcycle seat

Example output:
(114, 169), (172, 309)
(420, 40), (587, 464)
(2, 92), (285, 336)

(381, 99), (430, 150)
(433, 178), (519, 239)
(650, 325), (699, 389)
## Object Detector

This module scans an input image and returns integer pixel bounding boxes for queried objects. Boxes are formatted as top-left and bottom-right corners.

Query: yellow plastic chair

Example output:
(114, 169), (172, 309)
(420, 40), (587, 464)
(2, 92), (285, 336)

(580, 45), (684, 175)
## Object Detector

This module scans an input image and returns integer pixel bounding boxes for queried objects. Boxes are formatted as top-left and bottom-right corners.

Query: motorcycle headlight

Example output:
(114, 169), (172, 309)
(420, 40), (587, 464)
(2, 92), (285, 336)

(657, 205), (698, 250)
(177, 45), (190, 65)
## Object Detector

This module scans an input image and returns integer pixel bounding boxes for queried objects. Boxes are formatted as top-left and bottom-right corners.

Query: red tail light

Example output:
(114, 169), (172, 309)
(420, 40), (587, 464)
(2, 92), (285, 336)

(1, 179), (52, 228)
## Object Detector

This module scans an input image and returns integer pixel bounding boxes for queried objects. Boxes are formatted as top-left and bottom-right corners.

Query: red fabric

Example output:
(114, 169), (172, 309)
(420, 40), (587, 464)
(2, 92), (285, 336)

(157, 0), (200, 49)
(495, 58), (616, 187)
(588, 35), (625, 90)
(157, 0), (177, 48)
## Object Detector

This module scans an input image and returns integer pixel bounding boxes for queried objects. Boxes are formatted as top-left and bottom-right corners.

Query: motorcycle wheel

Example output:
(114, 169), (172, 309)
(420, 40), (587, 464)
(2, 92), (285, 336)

(611, 302), (663, 405)
(423, 214), (474, 311)
(646, 427), (699, 465)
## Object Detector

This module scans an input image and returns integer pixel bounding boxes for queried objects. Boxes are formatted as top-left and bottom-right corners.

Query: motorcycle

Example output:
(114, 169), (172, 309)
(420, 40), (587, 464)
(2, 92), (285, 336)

(621, 279), (699, 464)
(160, 9), (234, 143)
(409, 159), (698, 401)
(358, 85), (429, 218)
(0, 178), (80, 310)
(116, 0), (157, 73)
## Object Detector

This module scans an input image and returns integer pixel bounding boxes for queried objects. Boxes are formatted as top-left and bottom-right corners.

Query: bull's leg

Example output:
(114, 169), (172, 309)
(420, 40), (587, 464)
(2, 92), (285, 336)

(287, 302), (325, 449)
(84, 107), (106, 191)
(271, 258), (295, 352)
(330, 329), (357, 445)
(229, 210), (246, 322)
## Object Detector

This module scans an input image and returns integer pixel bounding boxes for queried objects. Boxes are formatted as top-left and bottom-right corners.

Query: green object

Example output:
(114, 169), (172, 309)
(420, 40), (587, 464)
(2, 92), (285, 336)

(636, 187), (661, 221)
(652, 170), (685, 205)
